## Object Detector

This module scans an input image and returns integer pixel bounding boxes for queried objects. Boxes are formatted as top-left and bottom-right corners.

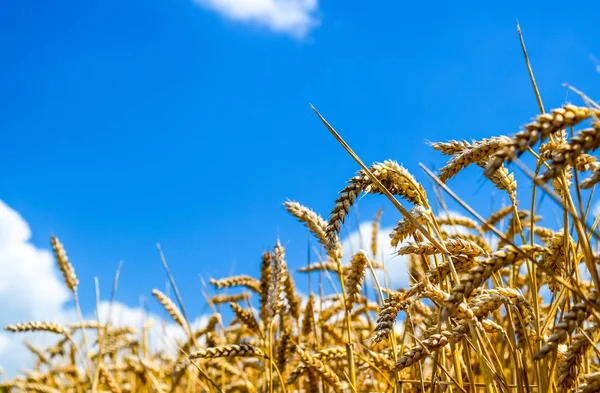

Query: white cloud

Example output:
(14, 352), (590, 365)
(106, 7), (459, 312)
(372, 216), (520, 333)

(90, 302), (209, 356)
(0, 199), (73, 376)
(340, 210), (479, 290)
(594, 201), (600, 218)
(341, 221), (410, 289)
(194, 0), (319, 38)
(0, 200), (197, 378)
(0, 201), (70, 323)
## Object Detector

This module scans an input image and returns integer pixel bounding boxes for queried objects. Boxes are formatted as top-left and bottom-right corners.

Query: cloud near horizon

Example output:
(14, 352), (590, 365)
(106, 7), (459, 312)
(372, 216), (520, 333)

(194, 0), (319, 38)
(0, 200), (199, 377)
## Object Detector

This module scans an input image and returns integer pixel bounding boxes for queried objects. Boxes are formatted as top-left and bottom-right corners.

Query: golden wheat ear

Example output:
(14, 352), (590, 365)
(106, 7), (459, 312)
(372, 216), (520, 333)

(295, 346), (343, 393)
(210, 275), (261, 293)
(485, 105), (594, 176)
(151, 289), (187, 331)
(51, 235), (79, 294)
(5, 321), (68, 335)
(283, 200), (334, 256)
(344, 250), (369, 311)
(188, 344), (265, 359)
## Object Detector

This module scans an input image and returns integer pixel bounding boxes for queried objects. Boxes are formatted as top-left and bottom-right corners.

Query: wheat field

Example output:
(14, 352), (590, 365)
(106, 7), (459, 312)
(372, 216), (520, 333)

(2, 40), (600, 393)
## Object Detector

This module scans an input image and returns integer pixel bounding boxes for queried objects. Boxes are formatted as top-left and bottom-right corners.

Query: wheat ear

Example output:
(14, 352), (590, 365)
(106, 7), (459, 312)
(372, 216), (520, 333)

(485, 105), (593, 175)
(540, 122), (600, 180)
(439, 136), (511, 182)
(99, 364), (122, 393)
(268, 241), (288, 317)
(444, 245), (544, 315)
(189, 344), (265, 359)
(229, 302), (260, 335)
(397, 238), (486, 257)
(344, 250), (369, 310)
(259, 250), (273, 324)
(295, 346), (343, 393)
(535, 292), (600, 359)
(210, 292), (251, 305)
(5, 322), (68, 335)
(50, 235), (79, 293)
(390, 205), (430, 247)
(287, 347), (346, 384)
(210, 275), (261, 293)
(557, 326), (597, 393)
(284, 200), (342, 260)
(151, 289), (188, 331)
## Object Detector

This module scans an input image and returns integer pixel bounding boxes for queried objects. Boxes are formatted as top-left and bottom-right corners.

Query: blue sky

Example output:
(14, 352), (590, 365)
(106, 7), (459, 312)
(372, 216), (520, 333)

(0, 0), (599, 325)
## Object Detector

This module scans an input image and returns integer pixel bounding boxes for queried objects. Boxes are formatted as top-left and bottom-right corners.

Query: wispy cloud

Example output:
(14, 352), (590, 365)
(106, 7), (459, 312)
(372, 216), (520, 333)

(194, 0), (319, 38)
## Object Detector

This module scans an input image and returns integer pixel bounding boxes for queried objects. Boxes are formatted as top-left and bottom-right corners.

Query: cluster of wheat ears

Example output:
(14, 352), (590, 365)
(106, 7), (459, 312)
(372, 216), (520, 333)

(3, 40), (600, 393)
